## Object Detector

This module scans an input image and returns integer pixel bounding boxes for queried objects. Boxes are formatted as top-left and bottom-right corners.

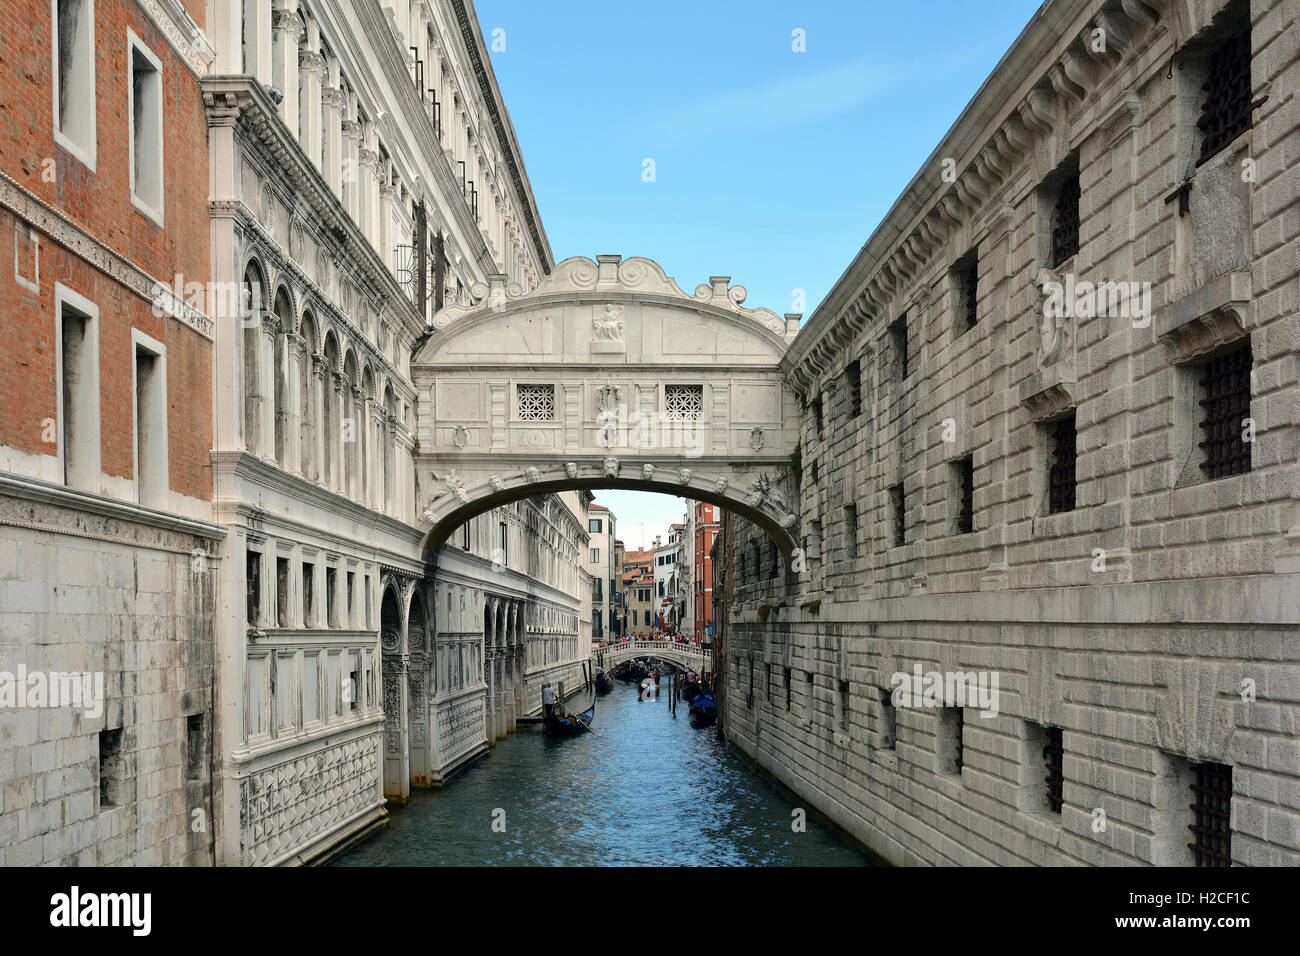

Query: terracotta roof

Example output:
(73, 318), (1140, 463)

(589, 504), (609, 511)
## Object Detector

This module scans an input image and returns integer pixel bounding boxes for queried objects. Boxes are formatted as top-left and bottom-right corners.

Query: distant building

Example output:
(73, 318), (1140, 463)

(586, 503), (616, 643)
(693, 502), (720, 643)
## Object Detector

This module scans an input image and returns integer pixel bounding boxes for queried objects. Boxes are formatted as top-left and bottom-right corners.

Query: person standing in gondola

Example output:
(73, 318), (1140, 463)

(541, 683), (557, 722)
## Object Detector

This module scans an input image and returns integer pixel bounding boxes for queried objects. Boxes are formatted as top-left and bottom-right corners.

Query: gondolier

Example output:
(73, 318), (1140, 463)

(541, 683), (557, 721)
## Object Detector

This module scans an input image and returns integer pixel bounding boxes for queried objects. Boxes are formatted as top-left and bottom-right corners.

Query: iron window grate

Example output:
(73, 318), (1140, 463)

(1188, 762), (1232, 866)
(890, 482), (906, 547)
(1198, 27), (1252, 164)
(953, 708), (964, 772)
(1044, 726), (1064, 813)
(1050, 171), (1081, 268)
(1048, 413), (1077, 514)
(1198, 344), (1252, 479)
(846, 360), (862, 417)
(959, 257), (978, 330)
(956, 457), (974, 534)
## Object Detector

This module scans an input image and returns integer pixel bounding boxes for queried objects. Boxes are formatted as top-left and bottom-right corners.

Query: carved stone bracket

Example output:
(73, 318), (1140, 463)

(1158, 270), (1252, 365)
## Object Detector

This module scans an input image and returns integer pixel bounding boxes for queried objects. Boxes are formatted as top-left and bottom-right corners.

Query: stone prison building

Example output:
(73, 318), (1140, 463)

(718, 0), (1300, 865)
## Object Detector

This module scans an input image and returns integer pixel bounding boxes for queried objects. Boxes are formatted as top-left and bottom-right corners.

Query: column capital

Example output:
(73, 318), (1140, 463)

(321, 87), (344, 109)
(298, 49), (325, 74)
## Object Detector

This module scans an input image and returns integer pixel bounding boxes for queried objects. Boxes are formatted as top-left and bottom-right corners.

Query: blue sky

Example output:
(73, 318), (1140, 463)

(481, 0), (1043, 319)
(479, 0), (1044, 540)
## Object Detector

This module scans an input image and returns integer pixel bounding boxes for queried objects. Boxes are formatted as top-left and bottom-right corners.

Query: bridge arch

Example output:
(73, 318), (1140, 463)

(411, 255), (804, 557)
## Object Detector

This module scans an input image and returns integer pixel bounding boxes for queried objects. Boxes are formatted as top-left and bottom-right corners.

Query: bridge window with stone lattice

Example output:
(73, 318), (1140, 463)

(665, 384), (703, 421)
(516, 383), (555, 421)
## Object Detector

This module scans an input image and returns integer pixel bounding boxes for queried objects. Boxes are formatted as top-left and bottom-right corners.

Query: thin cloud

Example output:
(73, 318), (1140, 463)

(657, 49), (985, 137)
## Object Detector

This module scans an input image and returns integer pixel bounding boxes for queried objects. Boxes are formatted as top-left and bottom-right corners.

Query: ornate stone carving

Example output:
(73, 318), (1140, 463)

(442, 470), (470, 503)
(489, 475), (506, 492)
(565, 461), (579, 479)
(715, 477), (729, 495)
(750, 426), (766, 451)
(525, 466), (540, 483)
(595, 379), (622, 414)
(592, 303), (624, 341)
(678, 468), (693, 485)
(748, 473), (773, 507)
(642, 463), (655, 481)
(603, 457), (620, 478)
(452, 424), (469, 448)
(238, 734), (379, 866)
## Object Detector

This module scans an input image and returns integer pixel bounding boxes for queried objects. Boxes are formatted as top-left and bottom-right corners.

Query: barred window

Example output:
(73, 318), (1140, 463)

(955, 252), (978, 331)
(890, 314), (909, 380)
(516, 383), (555, 421)
(890, 482), (906, 547)
(846, 360), (862, 417)
(955, 456), (974, 534)
(1198, 22), (1253, 165)
(1050, 169), (1081, 268)
(1189, 762), (1232, 867)
(1043, 726), (1064, 813)
(664, 384), (703, 421)
(1047, 413), (1077, 514)
(1198, 344), (1252, 480)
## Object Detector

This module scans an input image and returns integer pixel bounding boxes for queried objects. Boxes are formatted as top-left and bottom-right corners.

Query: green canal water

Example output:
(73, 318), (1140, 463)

(330, 680), (880, 866)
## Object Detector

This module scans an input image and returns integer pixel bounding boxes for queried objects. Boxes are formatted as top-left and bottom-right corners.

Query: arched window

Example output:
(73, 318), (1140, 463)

(321, 333), (338, 489)
(242, 262), (266, 454)
(299, 311), (318, 480)
(272, 286), (293, 465)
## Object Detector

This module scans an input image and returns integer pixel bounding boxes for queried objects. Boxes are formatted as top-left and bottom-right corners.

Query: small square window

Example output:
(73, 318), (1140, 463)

(1189, 762), (1233, 866)
(516, 383), (555, 421)
(664, 384), (703, 421)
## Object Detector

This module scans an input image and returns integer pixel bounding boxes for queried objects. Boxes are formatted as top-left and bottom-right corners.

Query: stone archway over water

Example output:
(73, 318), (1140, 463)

(411, 255), (804, 556)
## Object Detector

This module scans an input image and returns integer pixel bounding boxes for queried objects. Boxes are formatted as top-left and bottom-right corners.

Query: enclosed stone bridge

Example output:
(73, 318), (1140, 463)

(595, 639), (710, 674)
(411, 256), (803, 554)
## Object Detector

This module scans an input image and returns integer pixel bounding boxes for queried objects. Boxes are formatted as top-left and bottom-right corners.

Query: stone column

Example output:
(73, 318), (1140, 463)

(286, 332), (304, 475)
(261, 314), (280, 463)
(484, 597), (497, 744)
(378, 175), (394, 269)
(359, 138), (380, 249)
(310, 355), (326, 484)
(350, 386), (365, 501)
(342, 116), (361, 223)
(298, 47), (324, 171)
(385, 413), (397, 516)
(321, 87), (344, 197)
(332, 371), (347, 492)
(271, 2), (300, 140)
(242, 0), (274, 83)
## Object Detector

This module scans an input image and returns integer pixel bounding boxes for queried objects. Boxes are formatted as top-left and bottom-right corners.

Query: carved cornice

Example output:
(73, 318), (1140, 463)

(137, 0), (215, 76)
(0, 473), (224, 553)
(0, 172), (214, 340)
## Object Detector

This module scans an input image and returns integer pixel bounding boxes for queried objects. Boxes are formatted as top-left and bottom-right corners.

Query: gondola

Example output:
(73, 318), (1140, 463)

(544, 698), (595, 736)
(681, 679), (701, 702)
(688, 689), (717, 727)
(594, 671), (614, 694)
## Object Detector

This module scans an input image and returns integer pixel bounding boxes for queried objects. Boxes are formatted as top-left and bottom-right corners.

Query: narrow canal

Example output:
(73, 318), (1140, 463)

(331, 678), (879, 866)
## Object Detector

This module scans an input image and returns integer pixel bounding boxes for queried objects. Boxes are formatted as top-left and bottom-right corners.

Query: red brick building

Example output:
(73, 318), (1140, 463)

(0, 0), (219, 865)
(693, 501), (719, 643)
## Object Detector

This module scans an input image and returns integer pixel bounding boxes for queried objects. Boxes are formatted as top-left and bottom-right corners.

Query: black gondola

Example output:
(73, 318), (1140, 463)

(544, 697), (595, 736)
(594, 670), (614, 694)
(688, 689), (717, 726)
